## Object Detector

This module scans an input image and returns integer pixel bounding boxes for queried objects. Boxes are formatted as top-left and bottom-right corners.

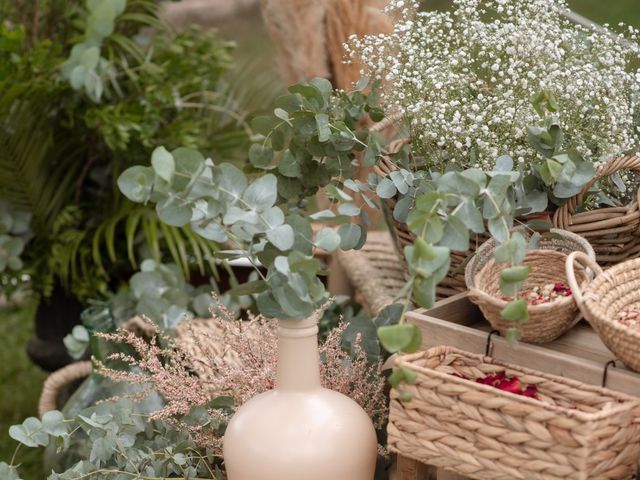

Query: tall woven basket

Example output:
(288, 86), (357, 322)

(553, 154), (640, 265)
(371, 111), (640, 295)
(566, 252), (640, 373)
(387, 346), (640, 480)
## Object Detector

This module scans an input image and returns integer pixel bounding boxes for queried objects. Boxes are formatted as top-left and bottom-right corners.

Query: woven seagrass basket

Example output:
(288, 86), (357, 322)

(468, 250), (587, 343)
(387, 346), (640, 480)
(567, 252), (640, 373)
(554, 155), (640, 266)
(38, 317), (245, 416)
(464, 227), (595, 289)
(371, 113), (640, 297)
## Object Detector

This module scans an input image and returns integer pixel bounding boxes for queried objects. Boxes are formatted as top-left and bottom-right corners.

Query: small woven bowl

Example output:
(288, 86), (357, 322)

(567, 253), (640, 372)
(469, 250), (587, 343)
(465, 228), (595, 289)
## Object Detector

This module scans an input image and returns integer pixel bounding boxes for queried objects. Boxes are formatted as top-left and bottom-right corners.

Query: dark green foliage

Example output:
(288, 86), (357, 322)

(0, 1), (255, 301)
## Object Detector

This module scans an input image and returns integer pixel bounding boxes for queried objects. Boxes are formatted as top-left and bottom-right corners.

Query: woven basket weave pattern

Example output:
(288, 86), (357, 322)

(388, 346), (640, 480)
(371, 112), (640, 293)
(464, 228), (595, 290)
(567, 253), (640, 372)
(469, 250), (587, 343)
(553, 154), (640, 265)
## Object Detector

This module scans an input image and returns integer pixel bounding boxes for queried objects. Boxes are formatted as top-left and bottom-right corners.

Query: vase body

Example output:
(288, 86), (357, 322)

(223, 316), (377, 480)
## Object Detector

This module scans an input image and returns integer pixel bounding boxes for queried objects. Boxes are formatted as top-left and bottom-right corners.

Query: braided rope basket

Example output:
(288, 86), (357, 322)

(38, 317), (242, 416)
(553, 154), (640, 265)
(464, 227), (595, 289)
(567, 252), (640, 373)
(468, 250), (587, 344)
(387, 346), (640, 480)
(371, 113), (640, 296)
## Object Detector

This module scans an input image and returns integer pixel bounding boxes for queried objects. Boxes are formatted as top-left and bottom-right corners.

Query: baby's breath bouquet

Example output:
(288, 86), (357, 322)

(349, 0), (640, 175)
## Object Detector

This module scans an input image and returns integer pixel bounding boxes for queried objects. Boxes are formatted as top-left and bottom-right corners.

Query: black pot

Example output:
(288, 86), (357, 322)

(27, 284), (85, 372)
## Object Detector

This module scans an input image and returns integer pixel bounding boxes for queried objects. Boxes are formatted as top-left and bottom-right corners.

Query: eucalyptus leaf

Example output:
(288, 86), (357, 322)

(151, 146), (175, 182)
(338, 223), (365, 250)
(315, 113), (331, 142)
(266, 224), (295, 251)
(118, 166), (154, 203)
(378, 324), (422, 354)
(243, 174), (277, 211)
(314, 228), (341, 252)
(249, 144), (274, 169)
(376, 178), (397, 198)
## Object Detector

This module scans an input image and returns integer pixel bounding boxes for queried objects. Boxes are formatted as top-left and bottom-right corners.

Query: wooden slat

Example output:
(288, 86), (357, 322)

(407, 293), (640, 397)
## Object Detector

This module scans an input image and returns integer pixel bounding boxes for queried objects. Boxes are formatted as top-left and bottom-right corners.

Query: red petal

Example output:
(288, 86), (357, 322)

(523, 385), (539, 398)
(496, 377), (522, 393)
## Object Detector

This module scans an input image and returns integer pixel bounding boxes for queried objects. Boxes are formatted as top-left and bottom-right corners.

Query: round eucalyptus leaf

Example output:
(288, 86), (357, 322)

(338, 223), (364, 250)
(151, 146), (175, 182)
(266, 224), (295, 251)
(314, 228), (341, 252)
(156, 197), (192, 227)
(242, 174), (277, 211)
(249, 144), (274, 168)
(117, 166), (154, 203)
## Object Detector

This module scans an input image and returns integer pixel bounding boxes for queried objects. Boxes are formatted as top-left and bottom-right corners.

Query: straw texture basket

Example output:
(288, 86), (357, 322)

(38, 317), (241, 416)
(554, 154), (640, 266)
(387, 346), (640, 480)
(468, 250), (587, 343)
(567, 252), (640, 372)
(464, 228), (595, 290)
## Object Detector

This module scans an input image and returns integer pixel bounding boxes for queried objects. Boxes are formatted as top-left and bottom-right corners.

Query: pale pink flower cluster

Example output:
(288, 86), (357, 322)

(96, 308), (387, 455)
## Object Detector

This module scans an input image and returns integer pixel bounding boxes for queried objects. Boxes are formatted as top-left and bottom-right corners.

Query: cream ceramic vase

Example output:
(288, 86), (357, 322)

(223, 316), (378, 480)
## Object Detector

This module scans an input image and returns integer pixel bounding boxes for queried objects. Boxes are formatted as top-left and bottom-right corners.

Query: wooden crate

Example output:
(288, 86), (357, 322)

(393, 292), (640, 480)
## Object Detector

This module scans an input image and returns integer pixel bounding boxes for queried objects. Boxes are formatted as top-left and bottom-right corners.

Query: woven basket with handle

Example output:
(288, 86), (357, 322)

(387, 346), (640, 480)
(553, 154), (640, 265)
(468, 250), (587, 343)
(566, 252), (640, 373)
(371, 113), (640, 296)
(38, 317), (243, 416)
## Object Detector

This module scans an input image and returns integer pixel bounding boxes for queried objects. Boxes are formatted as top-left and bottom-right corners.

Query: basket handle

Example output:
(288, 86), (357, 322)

(553, 155), (640, 229)
(565, 251), (602, 310)
(38, 361), (93, 417)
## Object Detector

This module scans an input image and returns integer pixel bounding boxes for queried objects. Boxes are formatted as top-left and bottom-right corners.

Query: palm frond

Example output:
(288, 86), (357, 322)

(91, 202), (219, 282)
(0, 81), (84, 231)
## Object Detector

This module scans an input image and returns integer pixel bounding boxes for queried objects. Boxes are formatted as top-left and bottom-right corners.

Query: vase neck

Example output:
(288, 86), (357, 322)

(276, 317), (321, 391)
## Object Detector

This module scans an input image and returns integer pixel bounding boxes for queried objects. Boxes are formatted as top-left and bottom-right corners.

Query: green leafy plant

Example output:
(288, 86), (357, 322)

(117, 78), (532, 353)
(0, 0), (259, 302)
(118, 78), (382, 320)
(2, 400), (226, 479)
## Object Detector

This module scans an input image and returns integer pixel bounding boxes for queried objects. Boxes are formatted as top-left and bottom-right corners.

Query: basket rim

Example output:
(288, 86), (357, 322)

(395, 346), (640, 422)
(470, 249), (586, 312)
(581, 257), (640, 341)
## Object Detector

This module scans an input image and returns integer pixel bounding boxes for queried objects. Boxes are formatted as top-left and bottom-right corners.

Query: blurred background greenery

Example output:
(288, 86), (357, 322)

(1, 0), (638, 478)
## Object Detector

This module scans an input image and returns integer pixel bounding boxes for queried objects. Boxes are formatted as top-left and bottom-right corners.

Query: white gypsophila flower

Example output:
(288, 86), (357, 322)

(348, 0), (640, 173)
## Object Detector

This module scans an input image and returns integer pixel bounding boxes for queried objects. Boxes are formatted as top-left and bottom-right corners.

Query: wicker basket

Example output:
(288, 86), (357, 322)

(468, 250), (587, 343)
(464, 228), (595, 290)
(371, 112), (640, 296)
(553, 154), (640, 266)
(38, 317), (242, 416)
(387, 346), (640, 480)
(566, 252), (640, 372)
